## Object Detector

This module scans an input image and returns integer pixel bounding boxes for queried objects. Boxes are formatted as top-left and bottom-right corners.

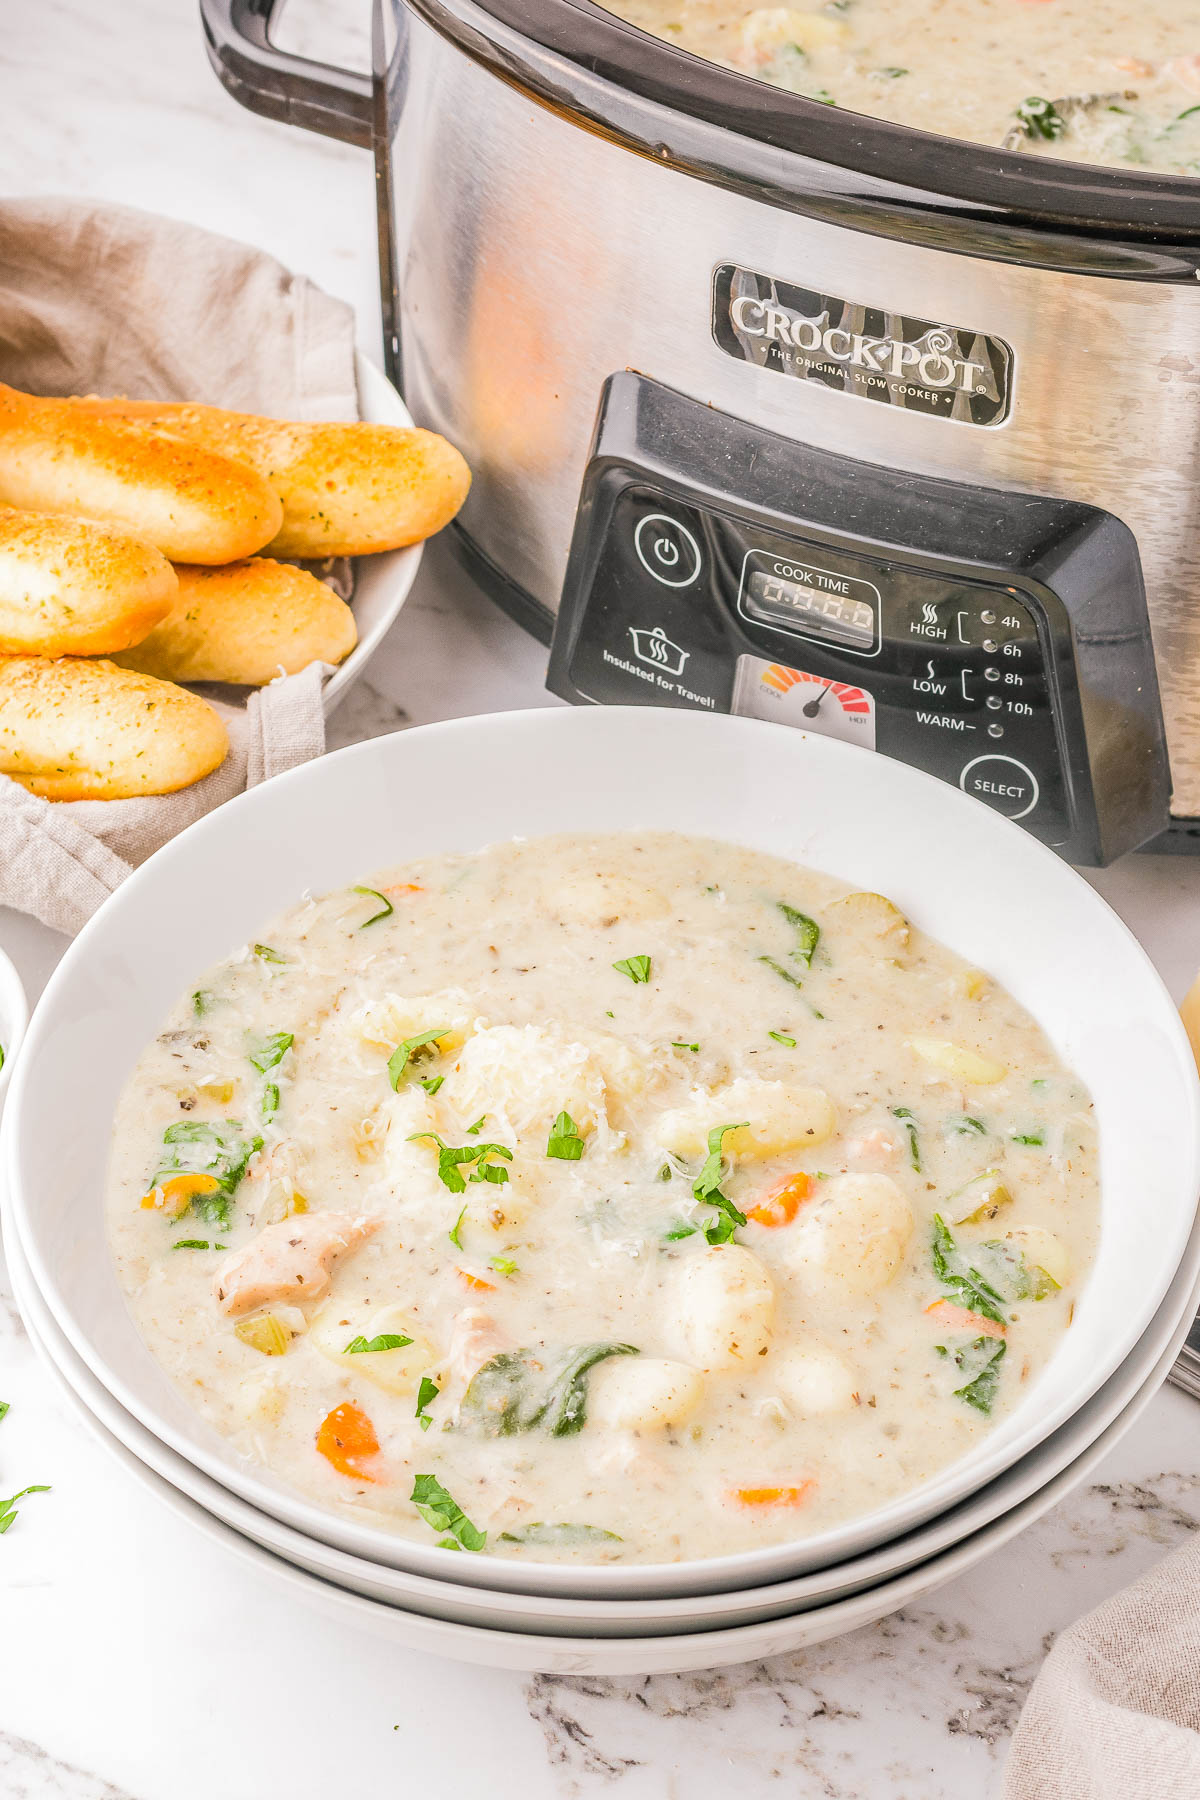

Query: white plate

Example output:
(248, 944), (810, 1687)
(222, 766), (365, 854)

(0, 942), (27, 1107)
(19, 1267), (1167, 1676)
(7, 707), (1200, 1599)
(8, 1194), (1198, 1641)
(319, 353), (422, 716)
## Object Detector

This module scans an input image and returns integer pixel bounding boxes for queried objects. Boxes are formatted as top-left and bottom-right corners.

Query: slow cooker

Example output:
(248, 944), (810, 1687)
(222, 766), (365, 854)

(203, 0), (1200, 865)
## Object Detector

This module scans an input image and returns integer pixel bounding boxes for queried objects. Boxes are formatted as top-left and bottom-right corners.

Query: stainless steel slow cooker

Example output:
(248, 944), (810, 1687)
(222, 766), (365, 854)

(203, 0), (1200, 864)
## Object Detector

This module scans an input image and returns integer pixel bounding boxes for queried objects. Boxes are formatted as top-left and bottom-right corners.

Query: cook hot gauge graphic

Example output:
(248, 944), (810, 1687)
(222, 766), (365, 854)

(548, 375), (1164, 866)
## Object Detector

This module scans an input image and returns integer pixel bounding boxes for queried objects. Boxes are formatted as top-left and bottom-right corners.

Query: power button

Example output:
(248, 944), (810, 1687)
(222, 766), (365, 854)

(634, 512), (702, 588)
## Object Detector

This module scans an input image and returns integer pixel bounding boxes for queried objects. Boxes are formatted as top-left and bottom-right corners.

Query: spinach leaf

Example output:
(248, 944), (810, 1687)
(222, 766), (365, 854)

(410, 1474), (486, 1551)
(543, 1343), (640, 1437)
(461, 1343), (640, 1438)
(387, 1026), (452, 1091)
(778, 902), (820, 968)
(461, 1349), (557, 1436)
(154, 1120), (263, 1227)
(930, 1214), (1007, 1325)
(891, 1105), (921, 1172)
(248, 1031), (293, 1074)
(937, 1335), (1007, 1414)
(499, 1522), (622, 1546)
(1014, 96), (1065, 140)
(547, 1110), (585, 1161)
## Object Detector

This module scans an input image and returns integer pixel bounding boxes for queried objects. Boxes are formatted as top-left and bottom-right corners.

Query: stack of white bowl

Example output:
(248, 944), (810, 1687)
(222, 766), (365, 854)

(4, 710), (1200, 1676)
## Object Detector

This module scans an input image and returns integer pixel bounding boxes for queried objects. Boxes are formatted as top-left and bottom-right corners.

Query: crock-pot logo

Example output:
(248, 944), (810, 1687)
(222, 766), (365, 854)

(713, 265), (1013, 427)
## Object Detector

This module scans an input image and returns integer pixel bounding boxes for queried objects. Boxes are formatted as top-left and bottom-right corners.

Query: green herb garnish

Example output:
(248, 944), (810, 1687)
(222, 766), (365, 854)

(172, 1239), (215, 1250)
(778, 903), (820, 967)
(387, 1026), (452, 1091)
(415, 1376), (439, 1431)
(345, 1332), (413, 1354)
(0, 1482), (51, 1536)
(613, 955), (652, 984)
(466, 1115), (487, 1136)
(949, 1115), (988, 1136)
(672, 1041), (700, 1052)
(353, 886), (394, 928)
(448, 1204), (467, 1249)
(891, 1105), (921, 1172)
(547, 1109), (585, 1161)
(419, 1075), (444, 1095)
(253, 944), (287, 964)
(760, 955), (805, 989)
(410, 1133), (514, 1195)
(691, 1122), (749, 1245)
(489, 1255), (519, 1277)
(1014, 96), (1065, 140)
(410, 1474), (486, 1552)
(1011, 1130), (1045, 1147)
(931, 1215), (1007, 1324)
(192, 990), (213, 1017)
(768, 1031), (796, 1047)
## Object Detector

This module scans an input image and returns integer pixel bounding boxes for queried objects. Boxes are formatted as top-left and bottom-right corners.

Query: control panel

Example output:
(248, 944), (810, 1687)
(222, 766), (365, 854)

(548, 375), (1169, 865)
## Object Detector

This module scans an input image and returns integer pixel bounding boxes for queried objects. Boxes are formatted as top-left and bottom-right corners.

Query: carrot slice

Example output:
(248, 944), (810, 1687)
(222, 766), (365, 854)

(140, 1171), (221, 1216)
(732, 1482), (816, 1508)
(746, 1171), (814, 1228)
(383, 882), (424, 895)
(456, 1268), (496, 1293)
(316, 1401), (381, 1481)
(924, 1299), (1006, 1340)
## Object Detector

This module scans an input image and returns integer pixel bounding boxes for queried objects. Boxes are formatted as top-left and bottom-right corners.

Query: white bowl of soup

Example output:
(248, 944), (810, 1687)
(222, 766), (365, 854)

(5, 707), (1198, 1600)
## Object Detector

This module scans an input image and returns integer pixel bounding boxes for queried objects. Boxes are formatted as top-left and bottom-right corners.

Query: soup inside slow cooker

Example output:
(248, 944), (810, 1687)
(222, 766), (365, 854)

(599, 0), (1200, 177)
(107, 832), (1098, 1565)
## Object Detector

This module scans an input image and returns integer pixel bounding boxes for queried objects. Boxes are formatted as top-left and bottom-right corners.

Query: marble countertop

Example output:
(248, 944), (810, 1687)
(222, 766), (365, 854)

(2, 3), (1200, 1795)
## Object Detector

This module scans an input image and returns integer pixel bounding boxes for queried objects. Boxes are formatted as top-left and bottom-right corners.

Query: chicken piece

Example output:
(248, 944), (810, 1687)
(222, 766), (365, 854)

(214, 1212), (376, 1315)
(444, 1307), (505, 1392)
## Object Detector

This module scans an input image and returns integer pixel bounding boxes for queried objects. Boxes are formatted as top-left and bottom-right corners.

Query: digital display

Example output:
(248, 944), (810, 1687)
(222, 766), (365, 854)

(744, 568), (876, 650)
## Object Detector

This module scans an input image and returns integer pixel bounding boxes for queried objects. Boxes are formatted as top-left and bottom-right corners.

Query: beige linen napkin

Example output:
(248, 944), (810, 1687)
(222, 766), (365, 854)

(1005, 1534), (1200, 1797)
(0, 196), (360, 932)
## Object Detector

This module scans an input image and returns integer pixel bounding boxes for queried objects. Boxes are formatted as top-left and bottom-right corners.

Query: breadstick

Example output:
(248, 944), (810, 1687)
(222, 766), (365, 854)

(0, 385), (282, 564)
(114, 558), (357, 686)
(65, 394), (470, 558)
(0, 655), (228, 799)
(0, 508), (177, 656)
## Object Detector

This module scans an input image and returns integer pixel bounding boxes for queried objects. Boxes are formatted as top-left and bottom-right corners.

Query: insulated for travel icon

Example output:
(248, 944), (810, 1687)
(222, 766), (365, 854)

(628, 625), (690, 676)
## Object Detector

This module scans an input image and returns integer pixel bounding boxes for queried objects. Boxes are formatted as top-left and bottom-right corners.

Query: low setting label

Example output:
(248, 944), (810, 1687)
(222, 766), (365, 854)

(713, 264), (1013, 426)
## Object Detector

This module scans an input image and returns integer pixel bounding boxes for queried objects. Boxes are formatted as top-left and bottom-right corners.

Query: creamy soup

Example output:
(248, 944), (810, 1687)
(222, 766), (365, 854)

(106, 834), (1098, 1566)
(602, 0), (1200, 176)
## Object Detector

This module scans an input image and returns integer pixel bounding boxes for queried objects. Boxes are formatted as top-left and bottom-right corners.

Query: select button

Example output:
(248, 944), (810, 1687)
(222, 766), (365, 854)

(959, 754), (1040, 820)
(634, 512), (702, 588)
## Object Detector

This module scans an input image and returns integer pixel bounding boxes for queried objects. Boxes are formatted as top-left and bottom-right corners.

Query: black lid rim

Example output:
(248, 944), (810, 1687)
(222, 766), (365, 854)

(394, 0), (1200, 267)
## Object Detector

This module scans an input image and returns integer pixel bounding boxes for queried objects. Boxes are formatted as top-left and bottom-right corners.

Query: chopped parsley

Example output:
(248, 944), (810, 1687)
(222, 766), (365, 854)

(448, 1204), (467, 1249)
(172, 1239), (219, 1251)
(1011, 1130), (1045, 1147)
(345, 1332), (412, 1354)
(768, 1031), (796, 1047)
(546, 1110), (585, 1161)
(419, 1075), (444, 1095)
(613, 955), (652, 984)
(410, 1474), (486, 1552)
(415, 1376), (439, 1431)
(253, 943), (288, 964)
(410, 1133), (514, 1195)
(353, 886), (394, 928)
(489, 1255), (519, 1277)
(672, 1041), (700, 1053)
(387, 1026), (451, 1090)
(891, 1105), (921, 1172)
